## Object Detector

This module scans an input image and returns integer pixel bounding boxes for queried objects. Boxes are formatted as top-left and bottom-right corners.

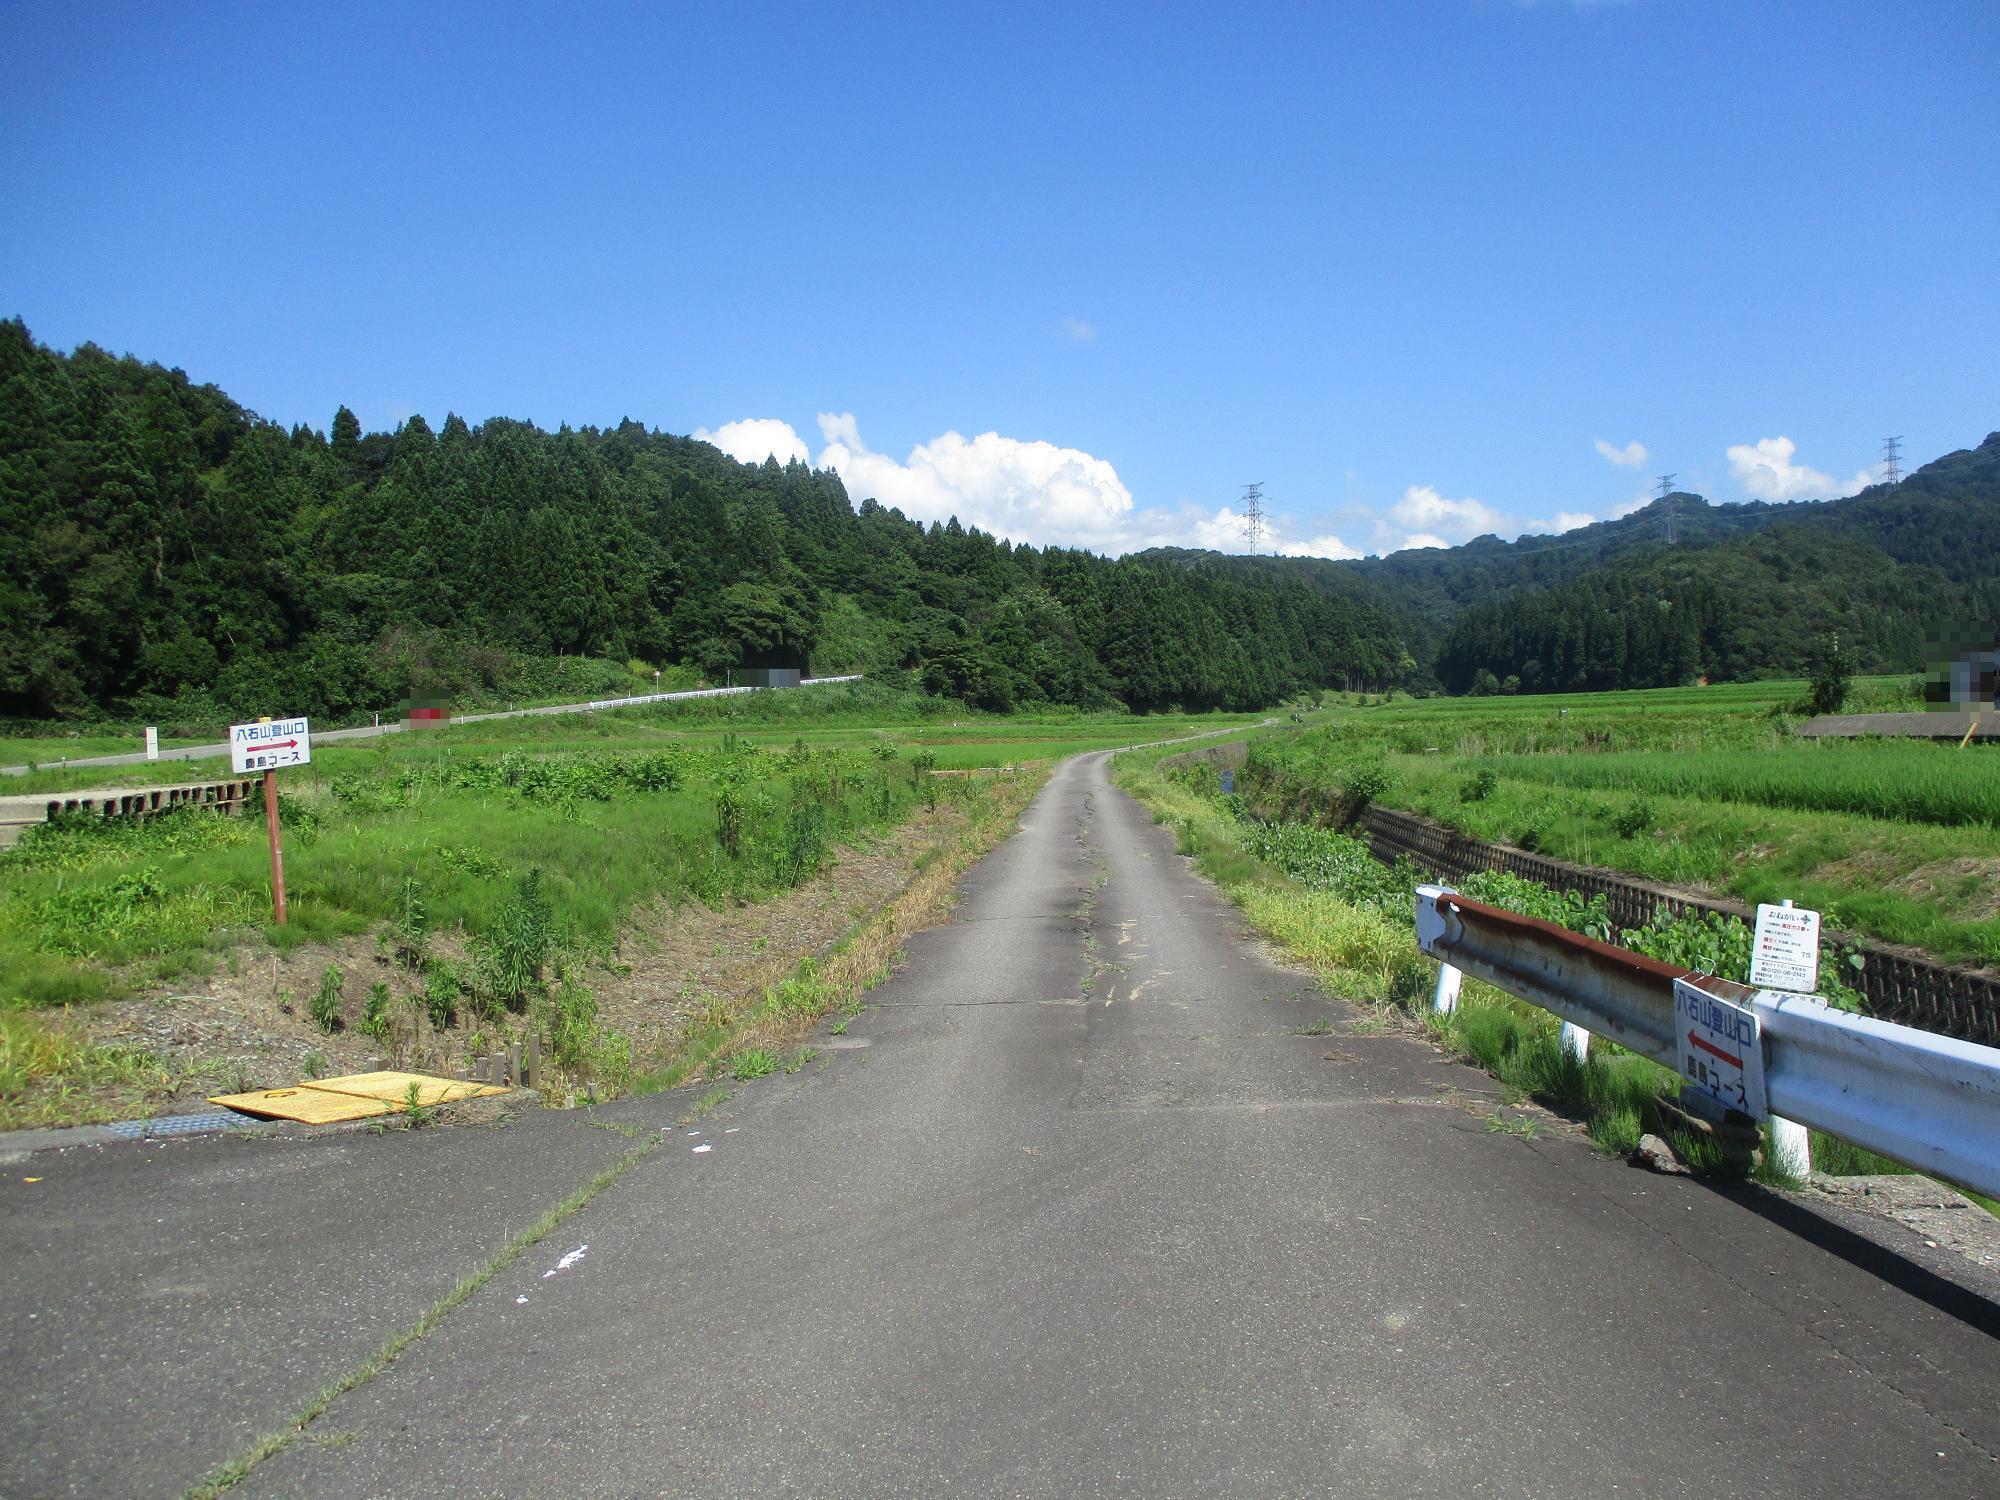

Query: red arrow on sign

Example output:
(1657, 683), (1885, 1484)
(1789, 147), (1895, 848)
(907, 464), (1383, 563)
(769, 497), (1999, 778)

(1688, 1029), (1742, 1069)
(265, 739), (299, 751)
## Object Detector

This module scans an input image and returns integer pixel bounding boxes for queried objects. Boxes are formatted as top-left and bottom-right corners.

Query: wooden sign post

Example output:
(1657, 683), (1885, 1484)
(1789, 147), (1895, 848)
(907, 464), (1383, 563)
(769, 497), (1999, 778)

(230, 715), (313, 925)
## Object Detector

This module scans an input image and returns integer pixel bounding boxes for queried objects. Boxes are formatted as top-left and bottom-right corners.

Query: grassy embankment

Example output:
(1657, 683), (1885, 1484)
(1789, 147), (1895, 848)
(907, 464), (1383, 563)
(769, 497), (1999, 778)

(1242, 678), (2000, 967)
(0, 682), (1257, 1127)
(1115, 686), (2000, 1212)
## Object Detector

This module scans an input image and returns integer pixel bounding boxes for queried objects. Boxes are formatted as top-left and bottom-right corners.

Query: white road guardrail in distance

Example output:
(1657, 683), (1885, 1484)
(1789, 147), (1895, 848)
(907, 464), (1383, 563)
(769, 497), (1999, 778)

(1414, 884), (2000, 1202)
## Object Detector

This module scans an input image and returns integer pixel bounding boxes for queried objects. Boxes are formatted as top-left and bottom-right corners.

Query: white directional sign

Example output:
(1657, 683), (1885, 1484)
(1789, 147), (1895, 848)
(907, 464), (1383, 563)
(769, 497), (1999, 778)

(1672, 978), (1768, 1120)
(1750, 902), (1821, 994)
(230, 716), (312, 774)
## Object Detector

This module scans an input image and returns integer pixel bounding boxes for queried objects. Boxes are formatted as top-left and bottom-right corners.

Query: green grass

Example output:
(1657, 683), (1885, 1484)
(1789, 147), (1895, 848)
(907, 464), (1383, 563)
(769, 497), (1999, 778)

(0, 731), (210, 765)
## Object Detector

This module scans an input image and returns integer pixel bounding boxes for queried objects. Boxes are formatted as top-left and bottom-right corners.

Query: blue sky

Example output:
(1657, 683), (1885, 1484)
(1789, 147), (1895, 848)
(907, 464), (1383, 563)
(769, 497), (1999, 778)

(4, 1), (1996, 558)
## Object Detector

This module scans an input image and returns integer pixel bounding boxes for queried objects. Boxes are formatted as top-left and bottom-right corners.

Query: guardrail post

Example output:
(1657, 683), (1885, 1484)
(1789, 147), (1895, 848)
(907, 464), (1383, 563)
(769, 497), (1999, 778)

(1768, 1114), (1812, 1179)
(1416, 884), (1462, 1018)
(1432, 962), (1462, 1017)
(1560, 1021), (1591, 1062)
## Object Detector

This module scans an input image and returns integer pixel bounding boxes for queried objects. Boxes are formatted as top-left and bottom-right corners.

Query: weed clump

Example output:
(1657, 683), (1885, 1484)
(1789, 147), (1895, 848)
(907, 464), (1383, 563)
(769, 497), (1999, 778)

(479, 869), (554, 1012)
(360, 981), (392, 1042)
(310, 966), (344, 1033)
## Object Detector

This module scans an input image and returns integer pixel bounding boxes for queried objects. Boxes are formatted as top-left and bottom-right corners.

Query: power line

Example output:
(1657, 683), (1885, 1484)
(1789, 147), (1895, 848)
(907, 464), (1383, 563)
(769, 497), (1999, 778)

(1881, 435), (1903, 486)
(1656, 474), (1678, 545)
(1240, 482), (1266, 554)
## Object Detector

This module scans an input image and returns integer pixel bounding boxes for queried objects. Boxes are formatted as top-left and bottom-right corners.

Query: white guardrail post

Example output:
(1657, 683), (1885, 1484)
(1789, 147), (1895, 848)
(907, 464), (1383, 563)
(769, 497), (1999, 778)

(1425, 887), (1462, 1017)
(1413, 884), (2000, 1201)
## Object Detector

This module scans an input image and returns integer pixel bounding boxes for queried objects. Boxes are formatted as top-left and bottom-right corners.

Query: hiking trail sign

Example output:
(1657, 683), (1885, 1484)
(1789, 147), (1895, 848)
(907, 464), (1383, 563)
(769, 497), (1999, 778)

(230, 716), (311, 924)
(230, 716), (312, 774)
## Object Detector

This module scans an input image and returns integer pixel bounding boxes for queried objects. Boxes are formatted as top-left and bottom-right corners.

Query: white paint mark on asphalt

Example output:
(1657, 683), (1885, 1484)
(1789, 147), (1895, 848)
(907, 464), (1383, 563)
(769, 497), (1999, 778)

(544, 1245), (588, 1278)
(692, 1143), (713, 1154)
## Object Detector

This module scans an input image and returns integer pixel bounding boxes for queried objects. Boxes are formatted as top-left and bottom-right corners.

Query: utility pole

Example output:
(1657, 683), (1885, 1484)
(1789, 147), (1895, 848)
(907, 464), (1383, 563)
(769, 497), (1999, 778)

(1656, 474), (1678, 545)
(1239, 482), (1266, 554)
(1881, 436), (1903, 486)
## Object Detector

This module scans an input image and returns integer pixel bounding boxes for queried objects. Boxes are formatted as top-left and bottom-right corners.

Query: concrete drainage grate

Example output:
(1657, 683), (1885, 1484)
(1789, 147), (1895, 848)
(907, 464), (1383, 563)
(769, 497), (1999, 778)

(107, 1112), (254, 1141)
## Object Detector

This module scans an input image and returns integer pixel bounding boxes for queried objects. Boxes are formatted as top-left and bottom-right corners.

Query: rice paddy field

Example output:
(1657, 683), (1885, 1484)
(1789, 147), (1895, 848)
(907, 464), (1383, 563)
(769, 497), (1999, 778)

(1237, 678), (2000, 966)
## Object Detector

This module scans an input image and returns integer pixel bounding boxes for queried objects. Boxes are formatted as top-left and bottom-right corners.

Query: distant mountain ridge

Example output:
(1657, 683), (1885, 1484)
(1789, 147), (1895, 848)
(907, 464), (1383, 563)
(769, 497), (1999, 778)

(1136, 432), (2000, 688)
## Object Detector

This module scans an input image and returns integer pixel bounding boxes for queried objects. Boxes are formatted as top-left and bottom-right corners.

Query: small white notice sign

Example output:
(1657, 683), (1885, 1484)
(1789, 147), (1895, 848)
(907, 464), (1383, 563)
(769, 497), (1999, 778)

(230, 717), (312, 774)
(1672, 978), (1768, 1120)
(1750, 902), (1820, 993)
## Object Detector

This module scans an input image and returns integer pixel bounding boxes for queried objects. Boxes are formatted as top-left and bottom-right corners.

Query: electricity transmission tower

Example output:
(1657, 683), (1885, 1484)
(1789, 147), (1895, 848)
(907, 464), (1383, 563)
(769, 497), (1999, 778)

(1881, 436), (1903, 486)
(1240, 482), (1267, 554)
(1656, 474), (1678, 545)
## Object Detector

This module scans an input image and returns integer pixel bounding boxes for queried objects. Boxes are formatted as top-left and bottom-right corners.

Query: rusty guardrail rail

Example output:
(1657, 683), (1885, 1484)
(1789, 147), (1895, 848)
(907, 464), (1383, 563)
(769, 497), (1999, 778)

(1414, 884), (2000, 1201)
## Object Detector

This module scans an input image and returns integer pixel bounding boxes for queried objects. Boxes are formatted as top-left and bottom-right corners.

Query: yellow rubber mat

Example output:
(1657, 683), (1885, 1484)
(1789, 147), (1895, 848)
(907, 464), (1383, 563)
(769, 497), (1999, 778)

(210, 1071), (507, 1123)
(306, 1071), (509, 1107)
(207, 1087), (395, 1124)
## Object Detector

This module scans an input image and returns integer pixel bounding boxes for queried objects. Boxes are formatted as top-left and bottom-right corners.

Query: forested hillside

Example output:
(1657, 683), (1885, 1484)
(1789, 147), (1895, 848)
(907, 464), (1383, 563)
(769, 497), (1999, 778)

(4, 318), (1991, 719)
(1430, 434), (2000, 694)
(0, 321), (1412, 724)
(1137, 490), (1795, 663)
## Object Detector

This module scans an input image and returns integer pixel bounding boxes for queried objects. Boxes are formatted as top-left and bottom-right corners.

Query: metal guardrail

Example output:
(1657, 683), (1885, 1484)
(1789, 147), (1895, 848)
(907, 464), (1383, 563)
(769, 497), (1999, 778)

(1361, 802), (2000, 1050)
(1414, 884), (2000, 1202)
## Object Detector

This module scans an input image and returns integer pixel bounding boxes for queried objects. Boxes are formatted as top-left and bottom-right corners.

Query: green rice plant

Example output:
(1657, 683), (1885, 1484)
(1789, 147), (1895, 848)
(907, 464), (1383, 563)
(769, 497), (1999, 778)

(1468, 743), (2000, 828)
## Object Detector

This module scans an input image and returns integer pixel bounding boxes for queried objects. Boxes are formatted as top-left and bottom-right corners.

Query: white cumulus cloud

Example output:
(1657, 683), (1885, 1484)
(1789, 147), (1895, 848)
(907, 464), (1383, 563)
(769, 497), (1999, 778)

(693, 417), (810, 467)
(1395, 534), (1452, 552)
(695, 413), (1138, 551)
(1390, 485), (1502, 542)
(1594, 438), (1648, 469)
(1529, 511), (1597, 535)
(816, 413), (1137, 549)
(1726, 436), (1874, 502)
(1059, 317), (1097, 342)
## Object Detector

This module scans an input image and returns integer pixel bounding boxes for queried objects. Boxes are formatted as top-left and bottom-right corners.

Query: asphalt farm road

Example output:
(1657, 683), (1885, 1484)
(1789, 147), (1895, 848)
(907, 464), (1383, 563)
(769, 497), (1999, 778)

(5, 753), (1998, 1498)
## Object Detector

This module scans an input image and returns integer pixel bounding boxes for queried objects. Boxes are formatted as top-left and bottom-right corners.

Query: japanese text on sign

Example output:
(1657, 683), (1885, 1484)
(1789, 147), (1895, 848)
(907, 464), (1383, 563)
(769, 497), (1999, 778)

(230, 717), (313, 774)
(1750, 902), (1820, 993)
(1672, 978), (1768, 1120)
